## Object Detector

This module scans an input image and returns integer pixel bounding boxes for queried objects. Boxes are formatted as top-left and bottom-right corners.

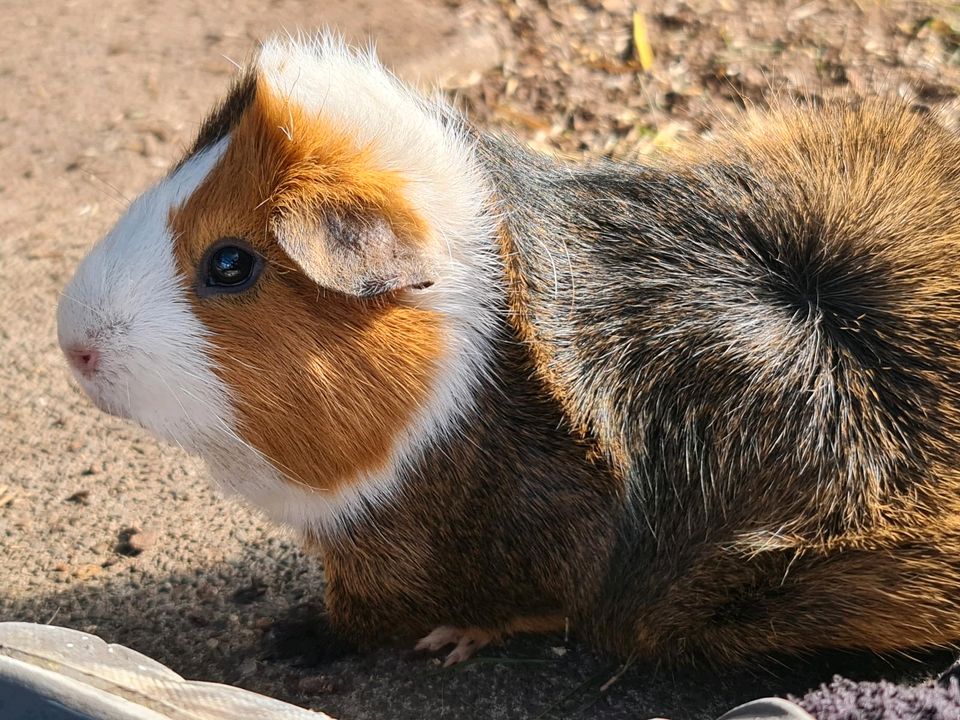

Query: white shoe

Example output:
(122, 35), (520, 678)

(715, 697), (816, 720)
(0, 622), (332, 719)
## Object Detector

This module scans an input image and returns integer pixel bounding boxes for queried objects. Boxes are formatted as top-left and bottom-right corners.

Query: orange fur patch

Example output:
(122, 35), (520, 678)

(170, 76), (443, 492)
(502, 613), (567, 635)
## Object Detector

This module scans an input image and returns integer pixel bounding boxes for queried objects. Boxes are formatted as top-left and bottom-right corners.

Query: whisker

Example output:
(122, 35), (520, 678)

(148, 367), (196, 457)
(57, 290), (109, 321)
(81, 169), (130, 207)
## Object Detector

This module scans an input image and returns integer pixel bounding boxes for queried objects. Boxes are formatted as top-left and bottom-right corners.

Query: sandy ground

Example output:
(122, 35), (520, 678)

(3, 1), (960, 718)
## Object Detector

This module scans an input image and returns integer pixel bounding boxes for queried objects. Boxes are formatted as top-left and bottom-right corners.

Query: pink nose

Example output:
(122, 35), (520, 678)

(64, 345), (100, 376)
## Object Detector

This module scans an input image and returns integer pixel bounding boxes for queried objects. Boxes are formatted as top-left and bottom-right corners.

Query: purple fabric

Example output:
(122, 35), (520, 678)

(791, 676), (960, 720)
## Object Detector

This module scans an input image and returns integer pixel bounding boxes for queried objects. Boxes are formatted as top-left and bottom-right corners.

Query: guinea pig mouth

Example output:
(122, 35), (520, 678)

(70, 372), (133, 421)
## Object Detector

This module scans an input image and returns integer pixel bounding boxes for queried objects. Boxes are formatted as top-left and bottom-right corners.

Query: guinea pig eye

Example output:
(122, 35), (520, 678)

(198, 239), (263, 295)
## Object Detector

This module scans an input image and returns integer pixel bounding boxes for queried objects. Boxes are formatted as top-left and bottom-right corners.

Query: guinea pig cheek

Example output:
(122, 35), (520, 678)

(200, 277), (445, 495)
(169, 182), (444, 497)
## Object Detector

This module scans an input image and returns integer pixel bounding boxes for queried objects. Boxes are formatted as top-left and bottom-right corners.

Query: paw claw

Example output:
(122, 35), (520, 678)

(443, 651), (464, 667)
(416, 625), (494, 665)
(415, 625), (460, 653)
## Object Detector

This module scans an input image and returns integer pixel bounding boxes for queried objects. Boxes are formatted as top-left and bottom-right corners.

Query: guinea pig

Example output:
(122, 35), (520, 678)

(57, 33), (960, 666)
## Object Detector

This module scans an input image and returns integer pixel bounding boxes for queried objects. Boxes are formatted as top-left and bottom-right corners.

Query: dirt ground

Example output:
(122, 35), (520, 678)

(3, 1), (960, 718)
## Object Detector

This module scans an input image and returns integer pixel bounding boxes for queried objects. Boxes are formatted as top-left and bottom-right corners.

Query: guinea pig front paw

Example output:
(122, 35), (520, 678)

(415, 625), (500, 667)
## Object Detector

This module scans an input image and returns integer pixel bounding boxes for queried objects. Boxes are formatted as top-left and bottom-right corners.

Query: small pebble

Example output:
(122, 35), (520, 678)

(73, 563), (102, 580)
(115, 527), (159, 556)
(297, 675), (337, 695)
(0, 485), (17, 508)
(66, 490), (90, 505)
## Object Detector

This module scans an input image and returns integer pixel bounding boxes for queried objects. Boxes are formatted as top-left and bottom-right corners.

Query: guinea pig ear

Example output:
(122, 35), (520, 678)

(273, 209), (437, 297)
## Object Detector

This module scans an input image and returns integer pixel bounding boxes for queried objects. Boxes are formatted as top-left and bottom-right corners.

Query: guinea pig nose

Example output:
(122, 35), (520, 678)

(64, 344), (100, 376)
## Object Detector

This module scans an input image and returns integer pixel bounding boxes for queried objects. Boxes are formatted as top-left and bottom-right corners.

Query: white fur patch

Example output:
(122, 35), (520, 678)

(205, 450), (402, 539)
(57, 140), (233, 452)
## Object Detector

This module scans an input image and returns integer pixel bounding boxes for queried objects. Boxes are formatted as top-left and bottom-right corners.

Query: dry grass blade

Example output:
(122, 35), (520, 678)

(632, 11), (654, 71)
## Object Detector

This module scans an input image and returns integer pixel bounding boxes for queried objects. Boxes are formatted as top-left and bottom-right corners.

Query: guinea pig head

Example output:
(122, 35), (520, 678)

(56, 35), (498, 533)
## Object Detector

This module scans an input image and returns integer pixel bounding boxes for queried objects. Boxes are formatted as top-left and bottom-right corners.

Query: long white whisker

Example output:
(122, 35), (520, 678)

(57, 291), (108, 321)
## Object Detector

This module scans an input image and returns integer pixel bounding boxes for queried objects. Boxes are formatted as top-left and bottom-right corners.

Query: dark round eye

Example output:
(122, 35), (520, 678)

(210, 245), (252, 285)
(199, 239), (262, 295)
